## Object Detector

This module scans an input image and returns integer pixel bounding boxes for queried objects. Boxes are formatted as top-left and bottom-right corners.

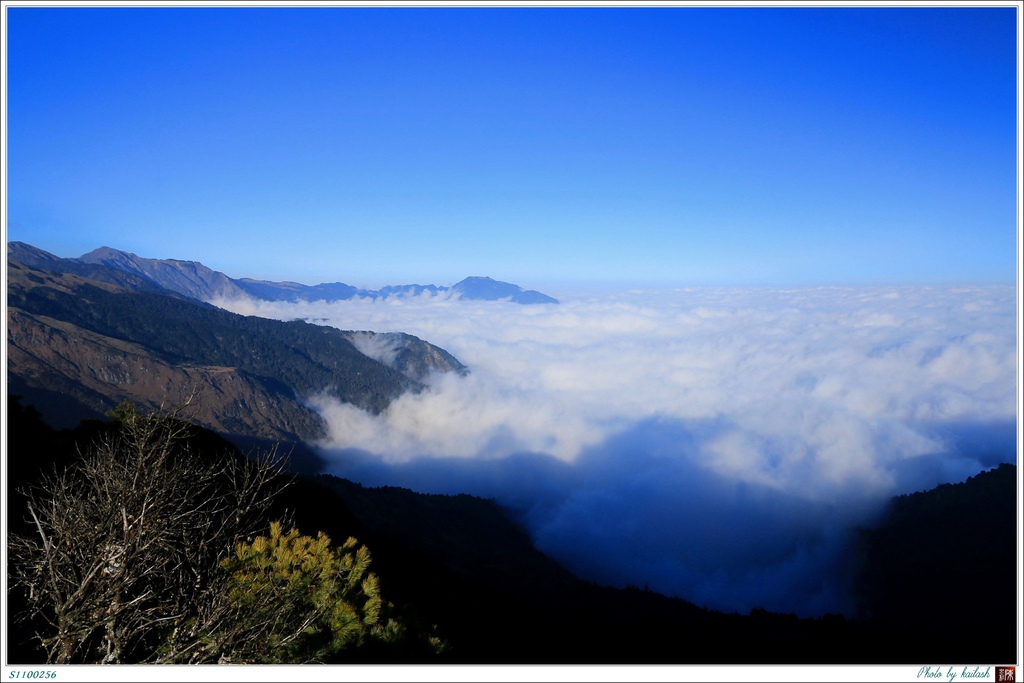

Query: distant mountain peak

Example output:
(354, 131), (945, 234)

(7, 241), (65, 264)
(451, 276), (559, 304)
(10, 243), (559, 306)
(84, 245), (134, 256)
(77, 247), (244, 301)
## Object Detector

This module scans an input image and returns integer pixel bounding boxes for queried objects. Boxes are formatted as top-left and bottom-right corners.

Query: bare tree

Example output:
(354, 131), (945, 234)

(8, 402), (286, 664)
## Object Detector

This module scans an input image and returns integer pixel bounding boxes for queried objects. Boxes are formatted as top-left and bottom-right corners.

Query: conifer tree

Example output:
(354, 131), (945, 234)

(186, 522), (404, 663)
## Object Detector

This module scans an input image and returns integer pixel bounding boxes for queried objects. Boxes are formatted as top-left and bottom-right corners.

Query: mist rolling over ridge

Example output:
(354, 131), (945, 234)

(212, 284), (1017, 617)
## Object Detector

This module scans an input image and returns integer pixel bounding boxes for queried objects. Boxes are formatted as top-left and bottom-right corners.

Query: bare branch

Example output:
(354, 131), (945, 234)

(7, 401), (287, 664)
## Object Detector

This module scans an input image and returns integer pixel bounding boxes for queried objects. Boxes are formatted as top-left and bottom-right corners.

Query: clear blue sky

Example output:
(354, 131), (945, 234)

(4, 4), (1019, 288)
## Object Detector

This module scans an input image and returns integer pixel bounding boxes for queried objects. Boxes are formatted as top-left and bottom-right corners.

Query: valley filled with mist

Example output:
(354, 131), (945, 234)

(214, 284), (1017, 618)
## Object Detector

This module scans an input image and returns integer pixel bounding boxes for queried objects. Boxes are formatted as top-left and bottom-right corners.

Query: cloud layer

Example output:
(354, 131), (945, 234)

(213, 285), (1017, 616)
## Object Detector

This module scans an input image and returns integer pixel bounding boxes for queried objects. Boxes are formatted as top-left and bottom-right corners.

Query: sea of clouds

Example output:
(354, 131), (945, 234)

(213, 285), (1018, 617)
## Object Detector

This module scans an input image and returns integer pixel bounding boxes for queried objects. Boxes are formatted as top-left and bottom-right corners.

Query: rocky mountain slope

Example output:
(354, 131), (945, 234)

(8, 241), (196, 296)
(65, 243), (559, 304)
(6, 250), (466, 466)
(77, 245), (244, 300)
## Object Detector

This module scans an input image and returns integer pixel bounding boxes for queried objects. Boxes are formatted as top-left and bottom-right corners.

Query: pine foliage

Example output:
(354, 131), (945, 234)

(209, 522), (402, 663)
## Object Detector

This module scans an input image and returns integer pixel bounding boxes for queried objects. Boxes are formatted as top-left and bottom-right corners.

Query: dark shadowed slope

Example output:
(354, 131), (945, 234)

(853, 462), (1018, 663)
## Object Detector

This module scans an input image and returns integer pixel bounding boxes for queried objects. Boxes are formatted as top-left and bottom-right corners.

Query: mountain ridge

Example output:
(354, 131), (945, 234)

(66, 243), (559, 304)
(6, 250), (467, 469)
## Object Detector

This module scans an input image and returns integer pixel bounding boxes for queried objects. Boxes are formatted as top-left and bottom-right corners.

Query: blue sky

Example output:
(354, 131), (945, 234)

(4, 4), (1019, 289)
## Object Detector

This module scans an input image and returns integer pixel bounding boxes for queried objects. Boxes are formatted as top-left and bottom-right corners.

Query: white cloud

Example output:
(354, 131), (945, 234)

(346, 331), (403, 368)
(211, 285), (1017, 615)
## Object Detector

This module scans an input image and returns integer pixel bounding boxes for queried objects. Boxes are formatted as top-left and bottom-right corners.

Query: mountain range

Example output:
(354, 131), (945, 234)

(6, 243), (466, 471)
(4, 239), (1016, 664)
(5, 242), (559, 305)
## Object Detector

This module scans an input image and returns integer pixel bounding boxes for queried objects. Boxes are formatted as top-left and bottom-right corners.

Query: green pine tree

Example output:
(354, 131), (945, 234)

(208, 522), (405, 663)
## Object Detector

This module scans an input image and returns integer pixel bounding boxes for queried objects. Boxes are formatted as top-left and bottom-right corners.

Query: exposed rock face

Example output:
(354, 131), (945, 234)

(7, 306), (327, 441)
(7, 242), (189, 295)
(77, 246), (250, 300)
